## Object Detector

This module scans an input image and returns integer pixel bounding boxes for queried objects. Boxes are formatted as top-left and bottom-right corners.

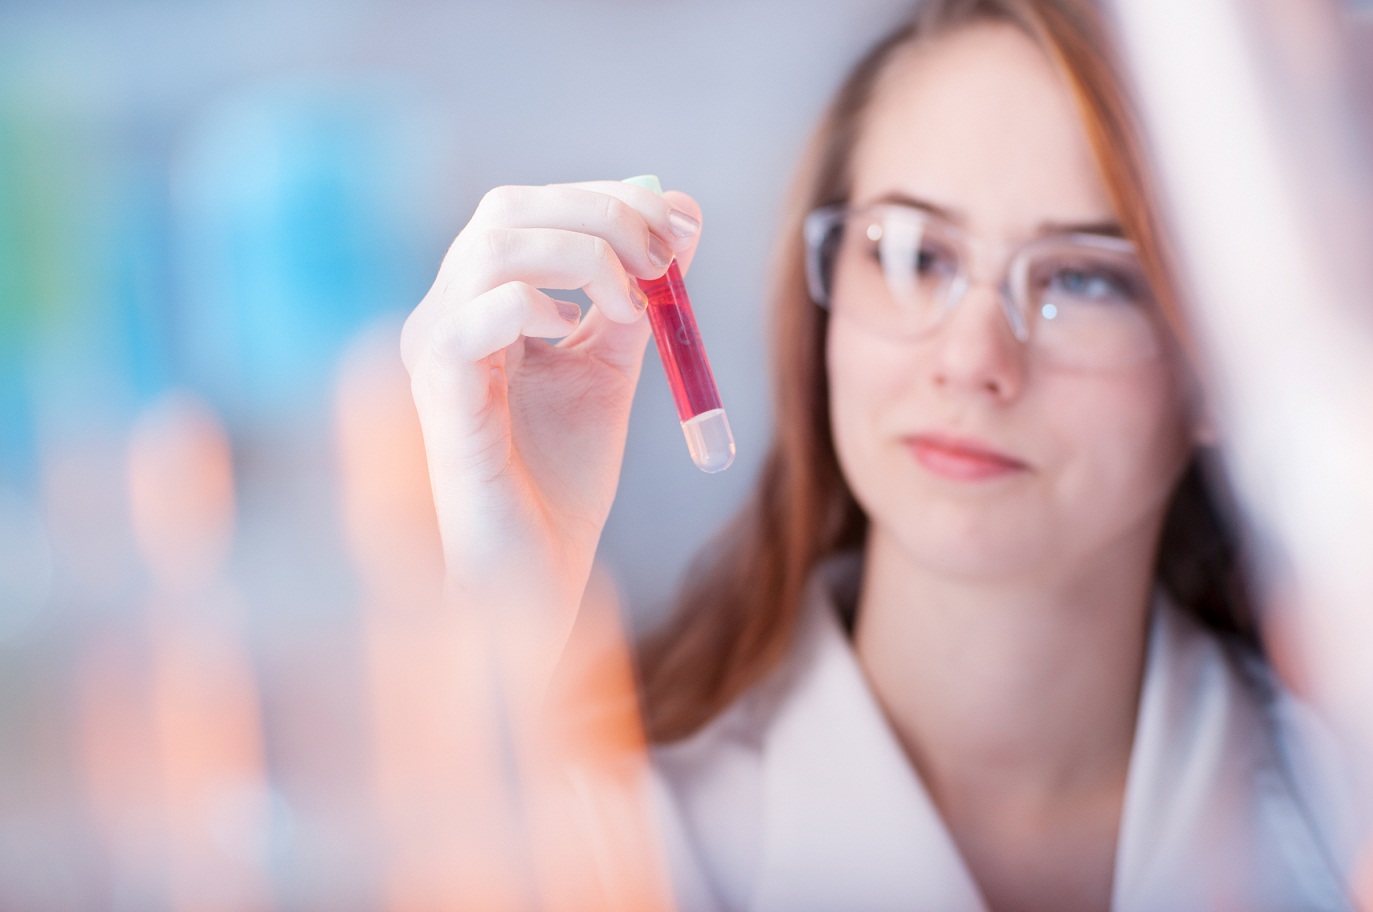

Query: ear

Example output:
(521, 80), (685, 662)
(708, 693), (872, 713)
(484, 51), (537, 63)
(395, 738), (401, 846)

(1192, 409), (1220, 448)
(1180, 362), (1221, 447)
(1186, 378), (1221, 447)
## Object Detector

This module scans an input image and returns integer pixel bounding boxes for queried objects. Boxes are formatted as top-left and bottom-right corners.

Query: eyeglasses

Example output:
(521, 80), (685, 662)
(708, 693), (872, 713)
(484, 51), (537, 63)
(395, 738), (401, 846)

(803, 203), (1169, 370)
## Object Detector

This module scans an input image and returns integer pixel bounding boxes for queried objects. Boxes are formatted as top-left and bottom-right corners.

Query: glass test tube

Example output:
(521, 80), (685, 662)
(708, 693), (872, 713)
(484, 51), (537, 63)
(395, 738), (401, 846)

(623, 175), (735, 473)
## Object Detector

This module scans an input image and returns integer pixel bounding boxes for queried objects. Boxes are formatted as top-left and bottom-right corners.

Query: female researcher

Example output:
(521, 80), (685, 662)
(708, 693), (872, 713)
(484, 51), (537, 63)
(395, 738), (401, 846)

(401, 0), (1365, 908)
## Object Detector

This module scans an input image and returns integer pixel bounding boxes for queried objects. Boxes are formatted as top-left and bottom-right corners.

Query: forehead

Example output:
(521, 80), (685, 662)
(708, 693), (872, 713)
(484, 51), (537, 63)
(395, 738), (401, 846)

(850, 21), (1116, 238)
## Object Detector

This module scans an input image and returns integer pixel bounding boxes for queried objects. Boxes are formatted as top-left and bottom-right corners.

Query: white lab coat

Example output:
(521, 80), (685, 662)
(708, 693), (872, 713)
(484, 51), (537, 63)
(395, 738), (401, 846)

(646, 553), (1367, 911)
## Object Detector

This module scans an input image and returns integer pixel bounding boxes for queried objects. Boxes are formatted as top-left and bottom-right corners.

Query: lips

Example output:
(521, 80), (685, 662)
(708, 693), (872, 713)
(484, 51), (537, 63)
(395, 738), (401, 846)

(904, 433), (1029, 481)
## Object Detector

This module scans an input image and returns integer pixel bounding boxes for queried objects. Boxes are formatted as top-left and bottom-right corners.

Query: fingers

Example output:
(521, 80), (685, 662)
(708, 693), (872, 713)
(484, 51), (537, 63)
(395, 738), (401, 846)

(548, 180), (701, 249)
(472, 182), (702, 280)
(403, 180), (702, 378)
(413, 282), (579, 368)
(555, 296), (654, 373)
(463, 226), (651, 325)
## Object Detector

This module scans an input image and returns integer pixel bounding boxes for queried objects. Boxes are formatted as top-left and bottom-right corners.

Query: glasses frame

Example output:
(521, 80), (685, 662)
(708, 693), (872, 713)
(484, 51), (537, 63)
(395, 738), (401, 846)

(802, 202), (1156, 351)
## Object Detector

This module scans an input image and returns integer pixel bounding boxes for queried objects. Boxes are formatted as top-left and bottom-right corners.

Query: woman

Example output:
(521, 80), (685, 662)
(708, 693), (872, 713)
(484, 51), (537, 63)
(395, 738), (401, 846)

(400, 0), (1363, 908)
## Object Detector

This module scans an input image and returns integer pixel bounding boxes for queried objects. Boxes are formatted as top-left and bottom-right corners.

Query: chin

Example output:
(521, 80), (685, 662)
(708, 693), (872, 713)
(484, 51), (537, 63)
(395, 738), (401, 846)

(867, 500), (1057, 584)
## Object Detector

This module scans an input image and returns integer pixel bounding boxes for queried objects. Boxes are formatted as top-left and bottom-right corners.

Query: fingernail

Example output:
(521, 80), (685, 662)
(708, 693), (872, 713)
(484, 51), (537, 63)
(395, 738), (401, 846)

(668, 209), (700, 238)
(556, 300), (582, 324)
(648, 234), (673, 269)
(628, 281), (650, 313)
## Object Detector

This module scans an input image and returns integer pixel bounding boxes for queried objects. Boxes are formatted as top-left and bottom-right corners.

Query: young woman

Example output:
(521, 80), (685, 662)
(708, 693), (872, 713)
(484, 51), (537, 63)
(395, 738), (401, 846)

(401, 0), (1363, 908)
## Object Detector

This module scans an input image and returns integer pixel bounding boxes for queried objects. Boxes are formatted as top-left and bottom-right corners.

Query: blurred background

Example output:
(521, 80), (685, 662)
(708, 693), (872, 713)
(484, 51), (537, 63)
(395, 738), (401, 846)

(0, 1), (919, 908)
(0, 0), (923, 639)
(3, 0), (1373, 909)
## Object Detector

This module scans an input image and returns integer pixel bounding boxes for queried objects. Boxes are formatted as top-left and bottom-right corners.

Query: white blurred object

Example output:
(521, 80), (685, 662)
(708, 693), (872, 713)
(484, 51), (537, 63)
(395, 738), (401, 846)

(1109, 0), (1373, 888)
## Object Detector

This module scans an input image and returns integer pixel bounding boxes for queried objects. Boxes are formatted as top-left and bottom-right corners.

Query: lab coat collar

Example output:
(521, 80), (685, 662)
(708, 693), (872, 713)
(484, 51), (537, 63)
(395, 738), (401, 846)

(751, 553), (985, 911)
(748, 553), (1350, 912)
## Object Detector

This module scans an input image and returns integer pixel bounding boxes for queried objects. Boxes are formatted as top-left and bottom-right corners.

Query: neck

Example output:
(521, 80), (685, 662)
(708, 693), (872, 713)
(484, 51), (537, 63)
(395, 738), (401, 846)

(851, 527), (1158, 819)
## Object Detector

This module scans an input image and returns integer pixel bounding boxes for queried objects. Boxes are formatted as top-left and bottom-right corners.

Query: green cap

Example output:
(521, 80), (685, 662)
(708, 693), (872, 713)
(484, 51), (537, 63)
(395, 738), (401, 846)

(622, 174), (664, 196)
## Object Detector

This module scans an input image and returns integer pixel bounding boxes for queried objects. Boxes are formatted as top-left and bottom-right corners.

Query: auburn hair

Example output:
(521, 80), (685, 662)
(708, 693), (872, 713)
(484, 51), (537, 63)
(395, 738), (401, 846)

(637, 0), (1257, 743)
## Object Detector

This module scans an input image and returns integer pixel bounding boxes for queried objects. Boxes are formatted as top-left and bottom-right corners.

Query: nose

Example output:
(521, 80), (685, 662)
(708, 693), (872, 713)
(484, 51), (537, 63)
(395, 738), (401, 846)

(925, 279), (1026, 400)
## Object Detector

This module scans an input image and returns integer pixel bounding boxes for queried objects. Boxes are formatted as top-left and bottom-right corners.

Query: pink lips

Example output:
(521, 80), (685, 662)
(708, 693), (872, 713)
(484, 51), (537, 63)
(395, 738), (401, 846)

(905, 433), (1029, 481)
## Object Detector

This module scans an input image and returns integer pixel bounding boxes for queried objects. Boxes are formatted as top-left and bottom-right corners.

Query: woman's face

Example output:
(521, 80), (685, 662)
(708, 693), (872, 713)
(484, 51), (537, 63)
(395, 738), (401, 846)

(828, 21), (1199, 584)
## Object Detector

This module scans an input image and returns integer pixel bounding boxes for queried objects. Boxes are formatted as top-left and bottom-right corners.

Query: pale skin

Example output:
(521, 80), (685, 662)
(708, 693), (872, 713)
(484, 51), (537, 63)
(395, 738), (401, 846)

(835, 24), (1205, 912)
(404, 20), (1205, 912)
(401, 181), (702, 686)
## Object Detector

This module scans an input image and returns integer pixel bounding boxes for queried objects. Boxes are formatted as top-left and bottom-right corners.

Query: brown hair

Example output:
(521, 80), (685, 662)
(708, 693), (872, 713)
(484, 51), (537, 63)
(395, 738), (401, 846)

(637, 0), (1257, 743)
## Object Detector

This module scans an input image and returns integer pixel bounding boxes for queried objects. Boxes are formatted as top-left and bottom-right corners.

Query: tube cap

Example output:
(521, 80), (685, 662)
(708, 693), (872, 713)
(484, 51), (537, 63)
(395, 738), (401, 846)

(622, 174), (664, 196)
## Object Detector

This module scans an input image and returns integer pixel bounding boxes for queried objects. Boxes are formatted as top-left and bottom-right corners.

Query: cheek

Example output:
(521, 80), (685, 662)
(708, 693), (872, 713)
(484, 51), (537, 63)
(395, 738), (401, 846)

(1047, 367), (1195, 524)
(826, 322), (910, 490)
(826, 312), (1197, 579)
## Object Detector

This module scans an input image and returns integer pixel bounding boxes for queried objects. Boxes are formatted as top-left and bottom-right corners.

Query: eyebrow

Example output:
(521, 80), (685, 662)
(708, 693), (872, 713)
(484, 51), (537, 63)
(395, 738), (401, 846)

(865, 191), (1127, 239)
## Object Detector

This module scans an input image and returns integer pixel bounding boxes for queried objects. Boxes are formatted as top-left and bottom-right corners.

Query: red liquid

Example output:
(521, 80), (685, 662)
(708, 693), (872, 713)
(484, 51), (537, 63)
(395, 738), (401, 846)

(638, 261), (724, 422)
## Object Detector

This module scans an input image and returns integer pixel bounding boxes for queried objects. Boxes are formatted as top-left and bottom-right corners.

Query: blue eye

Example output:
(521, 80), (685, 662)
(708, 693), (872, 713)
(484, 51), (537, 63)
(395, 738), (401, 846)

(1047, 267), (1133, 302)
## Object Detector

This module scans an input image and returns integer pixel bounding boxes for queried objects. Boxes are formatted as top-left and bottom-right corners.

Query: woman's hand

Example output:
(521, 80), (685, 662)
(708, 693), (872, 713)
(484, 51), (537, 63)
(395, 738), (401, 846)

(401, 180), (702, 631)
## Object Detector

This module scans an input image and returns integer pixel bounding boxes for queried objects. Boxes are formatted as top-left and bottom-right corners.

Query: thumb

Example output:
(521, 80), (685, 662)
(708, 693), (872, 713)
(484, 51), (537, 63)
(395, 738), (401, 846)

(558, 304), (653, 376)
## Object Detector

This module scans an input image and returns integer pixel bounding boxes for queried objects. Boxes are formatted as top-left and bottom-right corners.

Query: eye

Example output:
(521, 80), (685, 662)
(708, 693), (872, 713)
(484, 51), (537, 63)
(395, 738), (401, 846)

(915, 245), (946, 275)
(1044, 265), (1136, 303)
(873, 237), (958, 279)
(850, 209), (962, 295)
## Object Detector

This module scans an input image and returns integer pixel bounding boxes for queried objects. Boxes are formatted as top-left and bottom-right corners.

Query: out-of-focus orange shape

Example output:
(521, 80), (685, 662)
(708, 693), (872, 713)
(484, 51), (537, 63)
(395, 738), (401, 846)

(79, 628), (272, 912)
(334, 320), (444, 599)
(336, 321), (526, 910)
(366, 609), (528, 912)
(335, 319), (677, 910)
(1355, 840), (1373, 912)
(511, 564), (677, 912)
(111, 390), (272, 912)
(77, 636), (164, 897)
(126, 392), (235, 597)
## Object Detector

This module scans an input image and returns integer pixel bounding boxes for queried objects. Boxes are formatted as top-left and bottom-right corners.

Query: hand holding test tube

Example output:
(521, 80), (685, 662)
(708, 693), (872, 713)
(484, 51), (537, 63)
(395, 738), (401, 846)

(402, 178), (705, 906)
(622, 175), (735, 473)
(402, 178), (706, 640)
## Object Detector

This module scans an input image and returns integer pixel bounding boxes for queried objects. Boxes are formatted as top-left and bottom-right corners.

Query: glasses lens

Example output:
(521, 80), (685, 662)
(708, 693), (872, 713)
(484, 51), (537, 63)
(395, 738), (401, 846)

(825, 207), (962, 337)
(1021, 242), (1163, 368)
(806, 208), (844, 305)
(806, 205), (1169, 371)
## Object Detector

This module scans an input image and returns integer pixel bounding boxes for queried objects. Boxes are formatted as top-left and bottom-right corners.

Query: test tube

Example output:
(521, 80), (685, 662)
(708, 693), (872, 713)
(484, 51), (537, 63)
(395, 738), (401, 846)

(622, 175), (735, 473)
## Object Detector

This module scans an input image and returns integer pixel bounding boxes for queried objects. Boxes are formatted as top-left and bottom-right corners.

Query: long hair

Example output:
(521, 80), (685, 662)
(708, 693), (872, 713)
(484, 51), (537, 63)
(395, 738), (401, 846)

(637, 0), (1257, 743)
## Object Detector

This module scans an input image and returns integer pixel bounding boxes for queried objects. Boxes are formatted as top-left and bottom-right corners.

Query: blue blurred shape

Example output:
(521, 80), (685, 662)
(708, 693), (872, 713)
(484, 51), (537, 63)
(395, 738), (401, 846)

(173, 78), (446, 418)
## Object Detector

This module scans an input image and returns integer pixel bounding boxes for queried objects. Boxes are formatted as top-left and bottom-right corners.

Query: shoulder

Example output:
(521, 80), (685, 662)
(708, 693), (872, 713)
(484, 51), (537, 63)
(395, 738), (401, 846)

(1122, 595), (1368, 908)
(1229, 632), (1371, 886)
(643, 553), (862, 912)
(644, 664), (779, 912)
(644, 551), (988, 911)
